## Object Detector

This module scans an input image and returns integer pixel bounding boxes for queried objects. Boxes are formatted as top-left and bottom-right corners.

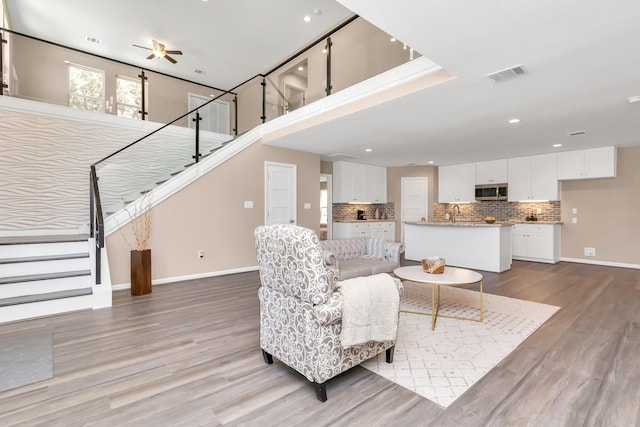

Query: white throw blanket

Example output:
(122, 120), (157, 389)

(337, 273), (400, 348)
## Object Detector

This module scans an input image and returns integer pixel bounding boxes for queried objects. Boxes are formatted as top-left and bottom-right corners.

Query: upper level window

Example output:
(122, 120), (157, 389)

(116, 75), (145, 119)
(68, 63), (104, 113)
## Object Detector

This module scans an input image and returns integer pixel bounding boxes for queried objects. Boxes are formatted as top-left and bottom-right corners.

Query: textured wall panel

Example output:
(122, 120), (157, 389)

(0, 105), (230, 234)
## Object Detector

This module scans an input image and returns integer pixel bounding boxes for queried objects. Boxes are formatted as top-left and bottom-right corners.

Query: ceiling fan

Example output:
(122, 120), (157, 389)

(133, 39), (182, 64)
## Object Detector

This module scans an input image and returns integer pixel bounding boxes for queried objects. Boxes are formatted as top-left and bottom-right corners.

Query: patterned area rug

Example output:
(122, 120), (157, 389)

(0, 328), (53, 393)
(361, 282), (560, 407)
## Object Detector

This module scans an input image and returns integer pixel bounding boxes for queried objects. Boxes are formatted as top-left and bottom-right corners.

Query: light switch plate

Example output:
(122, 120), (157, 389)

(572, 217), (578, 224)
(244, 201), (253, 209)
(572, 208), (578, 214)
(304, 203), (311, 210)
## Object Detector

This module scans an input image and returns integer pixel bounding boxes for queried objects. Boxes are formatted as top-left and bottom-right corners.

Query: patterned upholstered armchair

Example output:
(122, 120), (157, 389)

(255, 224), (402, 402)
(255, 225), (402, 402)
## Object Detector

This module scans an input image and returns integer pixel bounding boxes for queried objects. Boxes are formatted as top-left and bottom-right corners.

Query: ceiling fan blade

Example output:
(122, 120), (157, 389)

(165, 50), (183, 55)
(146, 53), (156, 60)
(165, 55), (177, 64)
(133, 44), (152, 50)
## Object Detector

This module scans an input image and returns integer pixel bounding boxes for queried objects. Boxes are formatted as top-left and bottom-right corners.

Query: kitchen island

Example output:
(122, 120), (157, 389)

(403, 221), (513, 273)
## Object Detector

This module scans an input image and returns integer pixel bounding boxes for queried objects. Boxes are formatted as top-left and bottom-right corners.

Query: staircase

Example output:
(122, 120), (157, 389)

(0, 235), (94, 324)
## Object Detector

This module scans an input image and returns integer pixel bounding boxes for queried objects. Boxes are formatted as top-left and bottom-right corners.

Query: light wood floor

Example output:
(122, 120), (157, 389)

(1, 260), (639, 426)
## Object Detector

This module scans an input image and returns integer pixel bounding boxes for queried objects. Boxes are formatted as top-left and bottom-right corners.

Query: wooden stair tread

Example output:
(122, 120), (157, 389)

(0, 288), (93, 307)
(0, 270), (91, 285)
(0, 253), (89, 264)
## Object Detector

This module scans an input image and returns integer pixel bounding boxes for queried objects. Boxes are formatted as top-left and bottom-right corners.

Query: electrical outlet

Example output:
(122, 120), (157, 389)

(584, 247), (595, 256)
(198, 251), (204, 258)
(572, 217), (578, 224)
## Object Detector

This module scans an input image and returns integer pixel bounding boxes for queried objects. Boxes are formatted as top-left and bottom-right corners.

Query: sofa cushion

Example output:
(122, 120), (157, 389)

(337, 258), (397, 280)
(365, 238), (386, 259)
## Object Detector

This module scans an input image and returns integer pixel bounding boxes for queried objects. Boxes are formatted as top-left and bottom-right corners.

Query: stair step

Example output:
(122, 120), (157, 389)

(0, 253), (89, 265)
(0, 270), (91, 286)
(0, 234), (88, 245)
(0, 237), (89, 259)
(0, 288), (93, 307)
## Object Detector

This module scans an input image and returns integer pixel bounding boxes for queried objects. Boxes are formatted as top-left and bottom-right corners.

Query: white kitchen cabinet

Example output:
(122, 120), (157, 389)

(557, 146), (616, 180)
(511, 223), (561, 263)
(438, 163), (476, 203)
(372, 166), (387, 203)
(333, 161), (387, 203)
(508, 153), (559, 201)
(333, 221), (395, 241)
(476, 159), (508, 184)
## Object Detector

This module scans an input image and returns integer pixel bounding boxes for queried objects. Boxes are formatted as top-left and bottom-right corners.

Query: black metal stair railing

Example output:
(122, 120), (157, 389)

(89, 89), (239, 285)
(86, 13), (418, 285)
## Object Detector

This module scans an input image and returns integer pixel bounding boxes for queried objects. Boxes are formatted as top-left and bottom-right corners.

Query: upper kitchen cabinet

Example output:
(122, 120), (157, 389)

(476, 159), (508, 184)
(438, 163), (476, 203)
(508, 153), (559, 201)
(557, 146), (617, 180)
(364, 165), (387, 203)
(333, 161), (387, 203)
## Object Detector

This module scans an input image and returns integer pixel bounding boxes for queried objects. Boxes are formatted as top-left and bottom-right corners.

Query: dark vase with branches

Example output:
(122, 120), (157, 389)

(120, 196), (152, 296)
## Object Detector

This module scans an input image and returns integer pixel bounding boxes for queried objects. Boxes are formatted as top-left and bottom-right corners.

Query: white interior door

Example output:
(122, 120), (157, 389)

(401, 177), (428, 241)
(188, 93), (230, 134)
(265, 162), (297, 225)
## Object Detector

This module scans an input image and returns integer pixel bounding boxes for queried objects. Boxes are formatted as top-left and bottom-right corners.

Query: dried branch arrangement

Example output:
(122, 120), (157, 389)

(119, 193), (152, 251)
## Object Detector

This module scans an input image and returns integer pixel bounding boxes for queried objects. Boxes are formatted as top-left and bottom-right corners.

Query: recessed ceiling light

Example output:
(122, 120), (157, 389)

(298, 66), (304, 71)
(304, 15), (311, 22)
(365, 148), (372, 152)
(508, 118), (520, 124)
(627, 95), (640, 104)
(428, 161), (435, 164)
(553, 143), (562, 147)
(321, 48), (327, 54)
(390, 37), (397, 42)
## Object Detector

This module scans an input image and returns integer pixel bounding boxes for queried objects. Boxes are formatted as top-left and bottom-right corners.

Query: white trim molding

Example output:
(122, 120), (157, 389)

(560, 257), (640, 270)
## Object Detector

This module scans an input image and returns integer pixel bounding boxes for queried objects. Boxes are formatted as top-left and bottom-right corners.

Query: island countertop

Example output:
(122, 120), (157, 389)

(403, 222), (512, 272)
(404, 221), (514, 227)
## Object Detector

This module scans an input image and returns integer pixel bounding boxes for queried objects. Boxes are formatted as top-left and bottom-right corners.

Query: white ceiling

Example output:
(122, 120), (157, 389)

(5, 0), (640, 167)
(4, 0), (353, 89)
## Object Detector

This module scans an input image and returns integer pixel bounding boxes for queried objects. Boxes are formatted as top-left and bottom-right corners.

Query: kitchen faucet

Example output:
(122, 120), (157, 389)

(451, 204), (460, 223)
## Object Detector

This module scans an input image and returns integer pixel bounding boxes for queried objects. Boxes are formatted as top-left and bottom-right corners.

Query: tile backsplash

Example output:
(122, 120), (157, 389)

(433, 201), (561, 222)
(333, 203), (395, 221)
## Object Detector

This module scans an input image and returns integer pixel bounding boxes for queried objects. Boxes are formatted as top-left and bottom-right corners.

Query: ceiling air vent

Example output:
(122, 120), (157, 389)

(487, 65), (526, 83)
(327, 153), (360, 161)
(567, 130), (587, 136)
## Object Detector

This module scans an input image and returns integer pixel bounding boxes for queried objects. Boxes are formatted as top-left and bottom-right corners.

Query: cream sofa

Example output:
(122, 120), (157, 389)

(319, 238), (403, 280)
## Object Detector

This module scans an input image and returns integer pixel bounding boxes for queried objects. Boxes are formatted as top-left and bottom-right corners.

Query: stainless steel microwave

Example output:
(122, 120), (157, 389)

(475, 183), (508, 201)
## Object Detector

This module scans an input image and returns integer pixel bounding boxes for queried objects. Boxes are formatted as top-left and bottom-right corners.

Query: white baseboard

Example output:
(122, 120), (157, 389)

(111, 265), (259, 290)
(559, 257), (640, 270)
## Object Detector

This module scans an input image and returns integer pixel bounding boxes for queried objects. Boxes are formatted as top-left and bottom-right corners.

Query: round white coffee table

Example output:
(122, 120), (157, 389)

(394, 265), (484, 330)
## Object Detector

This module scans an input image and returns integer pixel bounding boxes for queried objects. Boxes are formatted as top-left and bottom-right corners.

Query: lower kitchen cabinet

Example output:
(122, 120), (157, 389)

(333, 221), (395, 241)
(511, 223), (561, 263)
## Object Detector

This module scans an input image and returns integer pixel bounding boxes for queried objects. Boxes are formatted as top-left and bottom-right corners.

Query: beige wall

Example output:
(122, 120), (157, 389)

(387, 165), (438, 239)
(560, 145), (640, 265)
(10, 35), (227, 125)
(331, 17), (412, 94)
(106, 142), (320, 285)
